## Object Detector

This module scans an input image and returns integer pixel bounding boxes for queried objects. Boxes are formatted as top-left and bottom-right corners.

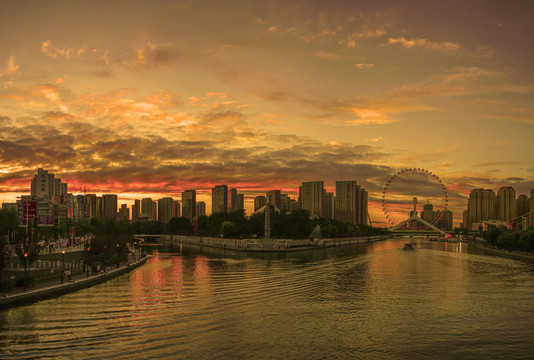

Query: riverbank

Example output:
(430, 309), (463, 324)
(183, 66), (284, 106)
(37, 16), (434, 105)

(0, 256), (147, 309)
(466, 241), (534, 263)
(167, 234), (390, 252)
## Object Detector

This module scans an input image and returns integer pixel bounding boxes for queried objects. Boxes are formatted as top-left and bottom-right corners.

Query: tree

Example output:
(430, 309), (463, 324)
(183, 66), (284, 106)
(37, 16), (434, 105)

(167, 217), (193, 235)
(0, 208), (19, 284)
(13, 232), (41, 291)
(0, 235), (13, 284)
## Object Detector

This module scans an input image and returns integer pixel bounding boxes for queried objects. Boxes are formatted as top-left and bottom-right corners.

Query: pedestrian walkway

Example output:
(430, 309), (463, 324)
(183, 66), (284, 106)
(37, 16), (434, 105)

(1, 252), (146, 308)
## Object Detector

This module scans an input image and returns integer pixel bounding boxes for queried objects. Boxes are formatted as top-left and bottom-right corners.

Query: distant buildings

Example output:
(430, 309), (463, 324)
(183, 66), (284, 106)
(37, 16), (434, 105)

(158, 197), (174, 223)
(30, 168), (67, 199)
(13, 168), (534, 231)
(196, 201), (206, 217)
(334, 181), (368, 225)
(212, 185), (228, 214)
(302, 181), (324, 217)
(254, 196), (266, 211)
(182, 190), (196, 220)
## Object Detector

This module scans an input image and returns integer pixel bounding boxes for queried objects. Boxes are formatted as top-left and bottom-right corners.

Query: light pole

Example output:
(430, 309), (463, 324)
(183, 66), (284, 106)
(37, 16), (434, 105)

(86, 246), (91, 277)
(23, 252), (28, 292)
(61, 250), (65, 284)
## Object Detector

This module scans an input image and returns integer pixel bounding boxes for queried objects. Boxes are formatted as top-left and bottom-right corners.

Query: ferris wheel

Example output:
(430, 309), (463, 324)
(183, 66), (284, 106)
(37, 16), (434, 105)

(382, 168), (448, 229)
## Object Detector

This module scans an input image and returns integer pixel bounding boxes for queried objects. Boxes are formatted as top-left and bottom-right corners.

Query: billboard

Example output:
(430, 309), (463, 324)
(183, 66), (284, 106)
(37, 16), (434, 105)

(37, 215), (55, 227)
(21, 201), (37, 226)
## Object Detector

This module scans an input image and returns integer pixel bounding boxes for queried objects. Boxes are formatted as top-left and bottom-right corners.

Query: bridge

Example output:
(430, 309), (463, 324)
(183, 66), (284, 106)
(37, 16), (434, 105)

(389, 197), (446, 235)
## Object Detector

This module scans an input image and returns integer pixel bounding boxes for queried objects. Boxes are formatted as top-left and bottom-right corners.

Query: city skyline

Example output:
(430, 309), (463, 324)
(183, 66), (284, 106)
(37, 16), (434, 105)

(1, 1), (534, 226)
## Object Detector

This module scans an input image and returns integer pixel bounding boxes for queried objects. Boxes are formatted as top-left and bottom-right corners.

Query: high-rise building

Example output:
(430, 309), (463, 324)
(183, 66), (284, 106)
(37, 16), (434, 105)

(436, 209), (453, 231)
(30, 168), (68, 199)
(158, 197), (174, 223)
(324, 192), (335, 219)
(462, 209), (469, 229)
(96, 197), (103, 220)
(236, 194), (245, 211)
(118, 204), (129, 221)
(196, 201), (206, 217)
(132, 199), (141, 220)
(141, 198), (155, 220)
(173, 200), (181, 218)
(517, 194), (530, 217)
(102, 194), (118, 220)
(335, 181), (358, 224)
(85, 194), (97, 219)
(302, 181), (324, 217)
(496, 187), (516, 222)
(467, 189), (496, 230)
(212, 185), (228, 214)
(266, 190), (282, 211)
(182, 190), (196, 220)
(280, 194), (291, 212)
(357, 188), (368, 225)
(254, 196), (266, 211)
(228, 188), (238, 212)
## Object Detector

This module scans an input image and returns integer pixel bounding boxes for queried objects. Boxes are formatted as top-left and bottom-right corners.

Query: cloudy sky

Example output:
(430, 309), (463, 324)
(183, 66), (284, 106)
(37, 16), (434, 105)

(1, 0), (533, 225)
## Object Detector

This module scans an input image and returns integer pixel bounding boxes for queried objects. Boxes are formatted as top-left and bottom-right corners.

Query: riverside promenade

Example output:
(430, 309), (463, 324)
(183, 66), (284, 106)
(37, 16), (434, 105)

(0, 255), (147, 309)
(167, 234), (390, 252)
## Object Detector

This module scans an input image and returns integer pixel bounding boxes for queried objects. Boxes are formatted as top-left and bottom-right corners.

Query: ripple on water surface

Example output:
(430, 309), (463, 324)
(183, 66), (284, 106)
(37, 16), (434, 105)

(1, 239), (534, 359)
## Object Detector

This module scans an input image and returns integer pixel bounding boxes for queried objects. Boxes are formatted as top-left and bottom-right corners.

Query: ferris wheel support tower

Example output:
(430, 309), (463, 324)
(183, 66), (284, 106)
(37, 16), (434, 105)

(390, 197), (445, 235)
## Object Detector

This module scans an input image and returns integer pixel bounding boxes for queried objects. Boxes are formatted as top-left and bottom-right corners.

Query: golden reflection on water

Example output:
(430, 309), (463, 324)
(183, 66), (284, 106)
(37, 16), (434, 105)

(1, 238), (534, 359)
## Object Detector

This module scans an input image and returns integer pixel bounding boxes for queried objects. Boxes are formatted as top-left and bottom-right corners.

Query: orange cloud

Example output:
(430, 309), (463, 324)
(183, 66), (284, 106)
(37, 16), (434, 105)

(387, 37), (460, 51)
(0, 56), (19, 78)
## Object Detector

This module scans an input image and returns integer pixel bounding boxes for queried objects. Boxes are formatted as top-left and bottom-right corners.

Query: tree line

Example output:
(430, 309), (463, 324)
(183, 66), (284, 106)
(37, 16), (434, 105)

(0, 206), (389, 291)
(482, 227), (534, 253)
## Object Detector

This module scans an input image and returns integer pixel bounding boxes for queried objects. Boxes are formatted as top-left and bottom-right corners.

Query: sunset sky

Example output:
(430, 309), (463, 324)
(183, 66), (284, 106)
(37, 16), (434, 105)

(1, 0), (533, 226)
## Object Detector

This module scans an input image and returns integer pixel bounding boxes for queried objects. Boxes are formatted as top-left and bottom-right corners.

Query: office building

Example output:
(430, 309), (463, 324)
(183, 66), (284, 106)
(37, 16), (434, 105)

(30, 168), (68, 199)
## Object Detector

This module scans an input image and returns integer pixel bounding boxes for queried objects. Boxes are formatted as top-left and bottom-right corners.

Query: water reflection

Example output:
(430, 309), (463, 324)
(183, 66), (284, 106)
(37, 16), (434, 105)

(1, 238), (534, 359)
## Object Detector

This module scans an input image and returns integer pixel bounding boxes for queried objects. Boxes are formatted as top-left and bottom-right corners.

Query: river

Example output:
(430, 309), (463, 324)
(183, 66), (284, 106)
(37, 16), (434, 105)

(1, 238), (534, 359)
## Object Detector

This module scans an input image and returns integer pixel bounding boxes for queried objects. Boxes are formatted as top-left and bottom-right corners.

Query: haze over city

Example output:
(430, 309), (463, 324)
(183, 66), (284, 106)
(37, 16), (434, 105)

(1, 0), (533, 226)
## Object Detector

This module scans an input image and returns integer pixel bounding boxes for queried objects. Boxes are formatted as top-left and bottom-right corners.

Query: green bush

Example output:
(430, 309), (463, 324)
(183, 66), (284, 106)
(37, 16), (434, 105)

(15, 276), (35, 288)
(0, 279), (15, 291)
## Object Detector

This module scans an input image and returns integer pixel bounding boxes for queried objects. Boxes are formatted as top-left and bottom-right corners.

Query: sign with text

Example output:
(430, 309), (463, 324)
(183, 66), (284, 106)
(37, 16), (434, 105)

(37, 215), (55, 227)
(21, 201), (37, 226)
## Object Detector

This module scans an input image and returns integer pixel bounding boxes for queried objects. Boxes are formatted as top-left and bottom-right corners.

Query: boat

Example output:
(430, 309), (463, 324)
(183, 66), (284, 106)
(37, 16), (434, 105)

(403, 243), (415, 250)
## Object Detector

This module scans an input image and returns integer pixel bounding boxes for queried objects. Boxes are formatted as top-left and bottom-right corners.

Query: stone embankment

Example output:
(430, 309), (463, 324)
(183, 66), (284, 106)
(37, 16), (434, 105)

(167, 234), (389, 252)
(0, 256), (147, 309)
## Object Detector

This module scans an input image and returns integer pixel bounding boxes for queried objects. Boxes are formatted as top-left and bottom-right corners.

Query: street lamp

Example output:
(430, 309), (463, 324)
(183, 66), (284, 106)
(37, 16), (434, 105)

(23, 252), (28, 292)
(86, 247), (91, 277)
(61, 250), (65, 284)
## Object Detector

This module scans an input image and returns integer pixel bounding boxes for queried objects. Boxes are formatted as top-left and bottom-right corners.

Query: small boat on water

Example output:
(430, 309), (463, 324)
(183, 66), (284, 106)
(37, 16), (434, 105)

(403, 243), (415, 250)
